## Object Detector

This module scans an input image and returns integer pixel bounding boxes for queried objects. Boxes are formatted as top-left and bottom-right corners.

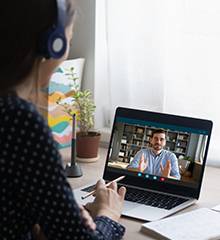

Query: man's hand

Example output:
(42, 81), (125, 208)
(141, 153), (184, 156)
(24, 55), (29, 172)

(138, 153), (148, 172)
(160, 160), (171, 177)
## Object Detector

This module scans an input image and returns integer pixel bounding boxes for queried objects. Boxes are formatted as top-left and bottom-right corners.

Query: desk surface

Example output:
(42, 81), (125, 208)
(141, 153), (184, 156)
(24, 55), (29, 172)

(60, 147), (220, 240)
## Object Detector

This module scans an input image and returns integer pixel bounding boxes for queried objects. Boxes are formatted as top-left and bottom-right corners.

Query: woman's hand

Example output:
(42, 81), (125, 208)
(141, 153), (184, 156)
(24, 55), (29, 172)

(85, 179), (126, 222)
(32, 224), (47, 240)
(79, 205), (96, 231)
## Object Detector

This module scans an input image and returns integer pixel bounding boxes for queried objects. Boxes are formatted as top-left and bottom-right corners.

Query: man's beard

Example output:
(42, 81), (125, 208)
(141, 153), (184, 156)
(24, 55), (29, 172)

(153, 144), (162, 151)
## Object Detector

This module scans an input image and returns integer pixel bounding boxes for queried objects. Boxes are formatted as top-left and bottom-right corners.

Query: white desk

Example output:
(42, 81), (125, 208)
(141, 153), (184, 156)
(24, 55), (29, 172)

(61, 147), (220, 240)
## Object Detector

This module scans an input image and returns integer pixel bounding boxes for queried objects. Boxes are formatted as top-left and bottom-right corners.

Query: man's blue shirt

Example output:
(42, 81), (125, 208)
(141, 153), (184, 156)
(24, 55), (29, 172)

(127, 148), (181, 179)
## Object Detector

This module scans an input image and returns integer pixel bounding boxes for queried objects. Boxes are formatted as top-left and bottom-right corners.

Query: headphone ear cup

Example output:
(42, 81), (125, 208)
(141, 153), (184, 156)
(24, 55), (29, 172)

(39, 27), (67, 59)
(47, 28), (67, 59)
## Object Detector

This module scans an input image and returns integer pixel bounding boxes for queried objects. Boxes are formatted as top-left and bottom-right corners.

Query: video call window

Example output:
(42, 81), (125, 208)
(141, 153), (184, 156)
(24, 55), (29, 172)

(107, 119), (208, 186)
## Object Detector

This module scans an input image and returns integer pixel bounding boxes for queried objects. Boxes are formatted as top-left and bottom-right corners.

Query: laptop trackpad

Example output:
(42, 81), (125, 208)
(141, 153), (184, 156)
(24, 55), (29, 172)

(123, 204), (168, 221)
(123, 200), (140, 212)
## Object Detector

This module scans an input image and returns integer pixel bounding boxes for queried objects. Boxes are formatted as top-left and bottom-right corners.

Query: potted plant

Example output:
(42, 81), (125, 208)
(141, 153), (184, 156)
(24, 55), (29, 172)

(74, 90), (101, 160)
(57, 67), (101, 161)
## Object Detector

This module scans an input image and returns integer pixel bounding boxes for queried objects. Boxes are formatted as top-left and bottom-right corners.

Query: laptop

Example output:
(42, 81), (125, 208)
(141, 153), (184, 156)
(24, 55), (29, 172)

(74, 107), (212, 221)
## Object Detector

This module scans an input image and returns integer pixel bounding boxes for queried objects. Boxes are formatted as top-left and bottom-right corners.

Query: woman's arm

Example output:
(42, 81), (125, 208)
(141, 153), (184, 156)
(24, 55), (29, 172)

(20, 108), (125, 240)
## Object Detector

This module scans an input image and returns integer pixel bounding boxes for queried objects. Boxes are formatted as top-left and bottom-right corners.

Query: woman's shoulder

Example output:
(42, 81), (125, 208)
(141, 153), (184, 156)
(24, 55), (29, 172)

(1, 94), (44, 122)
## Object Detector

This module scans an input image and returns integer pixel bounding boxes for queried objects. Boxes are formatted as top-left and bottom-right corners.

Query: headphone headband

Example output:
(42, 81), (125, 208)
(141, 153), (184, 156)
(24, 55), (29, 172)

(38, 0), (67, 59)
(56, 0), (66, 29)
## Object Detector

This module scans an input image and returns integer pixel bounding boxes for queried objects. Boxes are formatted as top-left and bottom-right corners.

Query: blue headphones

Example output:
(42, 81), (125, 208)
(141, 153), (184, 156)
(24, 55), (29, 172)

(39, 0), (67, 59)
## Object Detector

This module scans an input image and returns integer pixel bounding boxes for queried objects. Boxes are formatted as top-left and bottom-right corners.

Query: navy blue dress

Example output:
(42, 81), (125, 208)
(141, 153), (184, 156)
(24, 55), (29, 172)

(0, 93), (125, 240)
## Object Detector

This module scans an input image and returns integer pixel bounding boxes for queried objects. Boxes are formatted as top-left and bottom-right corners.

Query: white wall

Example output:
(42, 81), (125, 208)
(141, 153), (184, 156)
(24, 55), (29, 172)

(69, 0), (96, 92)
(94, 0), (111, 130)
(69, 0), (108, 131)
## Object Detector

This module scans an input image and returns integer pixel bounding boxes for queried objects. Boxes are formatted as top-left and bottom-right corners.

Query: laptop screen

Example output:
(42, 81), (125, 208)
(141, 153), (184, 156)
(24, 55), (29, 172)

(103, 107), (212, 199)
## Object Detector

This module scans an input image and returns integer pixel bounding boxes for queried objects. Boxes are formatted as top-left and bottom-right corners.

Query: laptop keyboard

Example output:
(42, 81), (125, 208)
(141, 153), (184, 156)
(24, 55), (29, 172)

(81, 184), (96, 192)
(81, 184), (188, 210)
(124, 186), (188, 210)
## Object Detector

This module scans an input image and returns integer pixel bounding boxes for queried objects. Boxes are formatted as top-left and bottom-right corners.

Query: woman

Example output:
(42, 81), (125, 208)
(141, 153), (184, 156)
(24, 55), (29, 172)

(0, 0), (126, 239)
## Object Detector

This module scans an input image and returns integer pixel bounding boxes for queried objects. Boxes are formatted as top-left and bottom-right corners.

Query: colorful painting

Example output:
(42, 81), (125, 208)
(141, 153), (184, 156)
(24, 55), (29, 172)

(39, 58), (84, 149)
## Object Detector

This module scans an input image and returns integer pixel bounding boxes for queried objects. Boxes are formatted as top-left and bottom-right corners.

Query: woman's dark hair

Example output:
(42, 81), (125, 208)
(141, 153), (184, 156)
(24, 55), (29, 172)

(0, 0), (75, 93)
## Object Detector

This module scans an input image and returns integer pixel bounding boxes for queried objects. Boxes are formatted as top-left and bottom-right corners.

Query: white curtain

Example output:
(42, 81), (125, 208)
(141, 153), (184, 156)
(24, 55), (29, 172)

(96, 0), (220, 165)
(105, 0), (165, 114)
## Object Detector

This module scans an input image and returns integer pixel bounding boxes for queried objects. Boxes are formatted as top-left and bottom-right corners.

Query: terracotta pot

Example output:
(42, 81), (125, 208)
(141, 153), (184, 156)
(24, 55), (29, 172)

(76, 131), (101, 158)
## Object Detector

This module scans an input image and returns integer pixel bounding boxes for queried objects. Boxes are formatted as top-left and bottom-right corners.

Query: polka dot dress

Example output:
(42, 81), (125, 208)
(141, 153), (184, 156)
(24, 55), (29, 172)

(0, 93), (125, 240)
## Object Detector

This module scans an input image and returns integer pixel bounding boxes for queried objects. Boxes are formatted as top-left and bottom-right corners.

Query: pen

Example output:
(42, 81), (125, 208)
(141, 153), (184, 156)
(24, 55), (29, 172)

(81, 175), (125, 200)
(71, 113), (76, 165)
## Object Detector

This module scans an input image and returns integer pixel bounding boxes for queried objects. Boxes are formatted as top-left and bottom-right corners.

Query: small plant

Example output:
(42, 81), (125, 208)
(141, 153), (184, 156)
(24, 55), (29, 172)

(64, 67), (80, 91)
(74, 90), (96, 134)
(57, 90), (96, 135)
(183, 156), (192, 161)
(56, 66), (96, 135)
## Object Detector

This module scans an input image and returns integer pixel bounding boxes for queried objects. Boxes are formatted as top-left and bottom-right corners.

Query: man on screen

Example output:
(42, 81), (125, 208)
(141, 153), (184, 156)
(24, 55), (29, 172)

(127, 129), (181, 180)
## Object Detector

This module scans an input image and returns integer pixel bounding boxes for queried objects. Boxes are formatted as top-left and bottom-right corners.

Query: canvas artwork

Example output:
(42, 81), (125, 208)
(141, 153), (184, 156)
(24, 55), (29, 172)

(38, 58), (85, 149)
